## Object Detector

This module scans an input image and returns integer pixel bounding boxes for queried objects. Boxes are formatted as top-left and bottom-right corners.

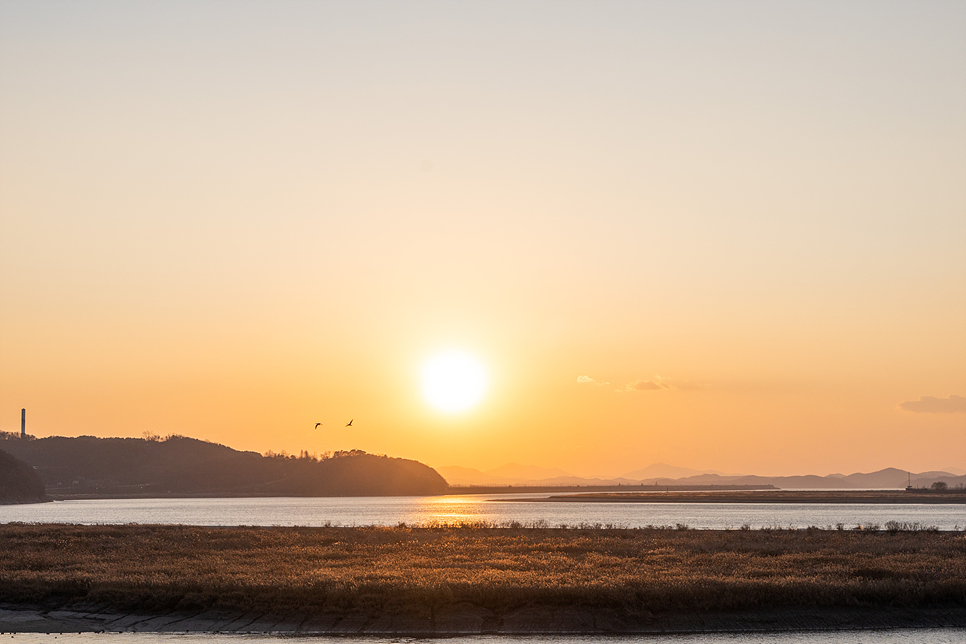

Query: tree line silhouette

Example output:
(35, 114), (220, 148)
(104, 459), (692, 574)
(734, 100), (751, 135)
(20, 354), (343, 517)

(0, 432), (446, 497)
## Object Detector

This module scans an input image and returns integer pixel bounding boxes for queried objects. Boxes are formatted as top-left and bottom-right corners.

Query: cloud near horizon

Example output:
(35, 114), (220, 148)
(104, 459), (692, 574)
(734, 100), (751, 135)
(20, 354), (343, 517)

(898, 394), (966, 414)
(580, 373), (687, 391)
(618, 375), (674, 392)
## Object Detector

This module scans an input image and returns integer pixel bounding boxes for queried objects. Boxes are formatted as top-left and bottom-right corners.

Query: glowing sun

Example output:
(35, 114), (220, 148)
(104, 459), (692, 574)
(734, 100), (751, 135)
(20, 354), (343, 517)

(421, 351), (488, 413)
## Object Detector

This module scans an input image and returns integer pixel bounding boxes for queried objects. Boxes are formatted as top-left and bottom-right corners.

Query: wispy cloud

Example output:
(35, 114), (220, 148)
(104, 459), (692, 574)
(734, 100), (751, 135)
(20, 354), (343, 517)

(898, 394), (966, 414)
(619, 375), (673, 392)
(580, 373), (683, 391)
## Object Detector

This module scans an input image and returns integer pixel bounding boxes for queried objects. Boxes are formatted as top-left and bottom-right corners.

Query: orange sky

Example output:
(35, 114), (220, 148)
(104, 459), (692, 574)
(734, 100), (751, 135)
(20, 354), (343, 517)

(2, 1), (964, 477)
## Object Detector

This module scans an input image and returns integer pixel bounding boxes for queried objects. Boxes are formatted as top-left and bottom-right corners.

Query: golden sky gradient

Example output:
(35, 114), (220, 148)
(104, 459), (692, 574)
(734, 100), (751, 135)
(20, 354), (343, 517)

(2, 1), (964, 477)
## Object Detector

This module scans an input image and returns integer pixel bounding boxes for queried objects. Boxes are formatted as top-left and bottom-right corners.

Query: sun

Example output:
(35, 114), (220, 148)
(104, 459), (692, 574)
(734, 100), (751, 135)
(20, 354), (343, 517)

(421, 351), (488, 413)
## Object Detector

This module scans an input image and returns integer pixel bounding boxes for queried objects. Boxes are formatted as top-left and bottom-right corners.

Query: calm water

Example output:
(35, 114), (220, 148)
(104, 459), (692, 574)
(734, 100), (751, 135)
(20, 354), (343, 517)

(3, 631), (965, 643)
(0, 494), (963, 530)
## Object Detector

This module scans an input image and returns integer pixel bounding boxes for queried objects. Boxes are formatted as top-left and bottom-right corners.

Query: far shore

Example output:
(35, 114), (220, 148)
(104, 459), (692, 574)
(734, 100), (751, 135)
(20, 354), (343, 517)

(35, 486), (966, 503)
(0, 488), (959, 508)
(41, 483), (778, 501)
(511, 489), (966, 504)
(0, 523), (963, 634)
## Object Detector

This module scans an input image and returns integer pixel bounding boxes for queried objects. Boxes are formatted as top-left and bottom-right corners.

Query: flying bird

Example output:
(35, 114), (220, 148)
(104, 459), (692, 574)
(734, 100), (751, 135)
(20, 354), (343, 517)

(345, 419), (353, 427)
(314, 422), (322, 429)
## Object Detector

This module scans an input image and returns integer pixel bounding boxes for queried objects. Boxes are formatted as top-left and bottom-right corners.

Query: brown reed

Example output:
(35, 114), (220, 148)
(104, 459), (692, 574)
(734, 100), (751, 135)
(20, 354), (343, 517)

(0, 523), (963, 618)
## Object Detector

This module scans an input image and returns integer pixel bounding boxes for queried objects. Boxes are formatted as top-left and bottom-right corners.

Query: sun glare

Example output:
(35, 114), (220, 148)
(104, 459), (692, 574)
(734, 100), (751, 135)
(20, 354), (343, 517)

(421, 351), (487, 413)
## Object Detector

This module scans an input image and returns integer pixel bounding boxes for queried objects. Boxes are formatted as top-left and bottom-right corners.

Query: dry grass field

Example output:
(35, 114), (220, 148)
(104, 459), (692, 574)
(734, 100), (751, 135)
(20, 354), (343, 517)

(0, 523), (963, 621)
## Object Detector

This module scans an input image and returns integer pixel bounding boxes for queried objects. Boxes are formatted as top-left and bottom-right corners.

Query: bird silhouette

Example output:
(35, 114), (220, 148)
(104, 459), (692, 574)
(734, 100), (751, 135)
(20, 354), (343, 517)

(314, 422), (322, 429)
(345, 419), (353, 427)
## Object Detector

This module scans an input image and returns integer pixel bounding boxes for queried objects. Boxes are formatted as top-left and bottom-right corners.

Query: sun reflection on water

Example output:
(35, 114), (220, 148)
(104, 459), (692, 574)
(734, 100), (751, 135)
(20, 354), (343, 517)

(415, 495), (485, 525)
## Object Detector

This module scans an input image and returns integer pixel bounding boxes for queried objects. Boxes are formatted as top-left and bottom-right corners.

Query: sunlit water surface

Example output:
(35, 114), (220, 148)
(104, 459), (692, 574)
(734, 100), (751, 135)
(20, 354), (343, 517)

(3, 630), (965, 643)
(0, 495), (963, 530)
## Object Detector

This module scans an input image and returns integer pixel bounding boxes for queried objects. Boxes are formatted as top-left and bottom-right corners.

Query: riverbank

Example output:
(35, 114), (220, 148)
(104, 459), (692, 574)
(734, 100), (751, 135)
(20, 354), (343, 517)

(447, 484), (777, 495)
(518, 490), (966, 504)
(1, 524), (963, 633)
(43, 484), (779, 501)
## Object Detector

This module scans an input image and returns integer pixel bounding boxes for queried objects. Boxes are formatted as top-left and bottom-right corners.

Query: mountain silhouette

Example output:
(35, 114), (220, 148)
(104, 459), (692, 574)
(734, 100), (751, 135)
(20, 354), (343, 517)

(0, 434), (447, 497)
(0, 449), (47, 504)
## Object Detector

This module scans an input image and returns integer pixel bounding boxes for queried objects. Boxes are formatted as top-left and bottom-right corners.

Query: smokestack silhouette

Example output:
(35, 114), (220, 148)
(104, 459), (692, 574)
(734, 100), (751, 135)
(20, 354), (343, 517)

(21, 408), (25, 438)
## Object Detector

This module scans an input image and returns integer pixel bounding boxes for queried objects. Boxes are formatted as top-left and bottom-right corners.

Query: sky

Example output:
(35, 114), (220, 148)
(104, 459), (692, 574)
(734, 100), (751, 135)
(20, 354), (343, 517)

(1, 1), (964, 478)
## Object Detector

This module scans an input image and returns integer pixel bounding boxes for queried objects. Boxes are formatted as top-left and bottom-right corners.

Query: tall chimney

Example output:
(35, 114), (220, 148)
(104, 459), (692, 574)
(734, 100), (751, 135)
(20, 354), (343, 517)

(21, 408), (25, 438)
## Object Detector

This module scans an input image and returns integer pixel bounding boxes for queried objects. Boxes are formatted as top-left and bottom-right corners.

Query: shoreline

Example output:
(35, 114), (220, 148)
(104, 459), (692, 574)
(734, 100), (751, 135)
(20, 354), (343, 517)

(41, 484), (778, 501)
(512, 490), (966, 504)
(30, 488), (965, 504)
(2, 604), (965, 634)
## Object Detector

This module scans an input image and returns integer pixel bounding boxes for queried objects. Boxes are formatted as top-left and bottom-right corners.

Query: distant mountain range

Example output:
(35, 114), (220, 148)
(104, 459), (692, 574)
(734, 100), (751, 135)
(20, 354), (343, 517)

(438, 462), (966, 490)
(437, 463), (574, 486)
(622, 463), (735, 480)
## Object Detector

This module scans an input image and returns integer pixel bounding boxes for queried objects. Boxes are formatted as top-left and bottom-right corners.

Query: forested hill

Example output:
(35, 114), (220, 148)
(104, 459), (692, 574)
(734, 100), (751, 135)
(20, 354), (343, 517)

(0, 434), (447, 497)
(0, 449), (48, 504)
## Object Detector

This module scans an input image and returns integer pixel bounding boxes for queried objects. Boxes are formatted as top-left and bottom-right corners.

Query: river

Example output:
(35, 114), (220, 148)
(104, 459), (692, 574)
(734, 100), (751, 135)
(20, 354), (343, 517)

(0, 493), (963, 530)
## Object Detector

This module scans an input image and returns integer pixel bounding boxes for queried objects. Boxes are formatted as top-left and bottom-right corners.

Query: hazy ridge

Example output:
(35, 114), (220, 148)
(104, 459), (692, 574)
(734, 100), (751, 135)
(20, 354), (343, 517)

(438, 462), (966, 490)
